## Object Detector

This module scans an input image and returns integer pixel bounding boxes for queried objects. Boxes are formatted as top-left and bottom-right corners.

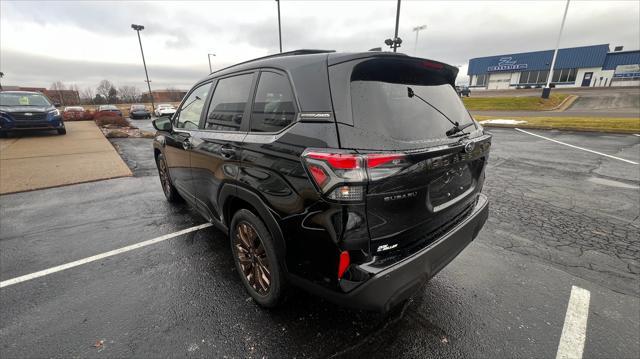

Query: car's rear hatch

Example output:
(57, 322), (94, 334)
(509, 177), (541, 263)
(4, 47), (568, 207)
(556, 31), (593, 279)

(328, 55), (491, 257)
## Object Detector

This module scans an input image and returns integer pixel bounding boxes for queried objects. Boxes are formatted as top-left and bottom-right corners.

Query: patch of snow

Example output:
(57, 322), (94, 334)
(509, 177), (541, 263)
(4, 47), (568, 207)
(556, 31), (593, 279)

(479, 119), (528, 125)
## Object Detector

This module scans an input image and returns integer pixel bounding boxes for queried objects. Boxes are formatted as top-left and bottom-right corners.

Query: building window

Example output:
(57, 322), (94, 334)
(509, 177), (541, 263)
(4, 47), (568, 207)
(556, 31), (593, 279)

(476, 74), (487, 86)
(519, 70), (549, 84)
(552, 68), (577, 83)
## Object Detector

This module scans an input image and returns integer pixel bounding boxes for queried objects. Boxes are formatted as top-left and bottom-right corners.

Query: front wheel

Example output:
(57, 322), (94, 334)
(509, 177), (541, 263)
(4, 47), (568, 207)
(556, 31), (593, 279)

(156, 153), (181, 202)
(57, 128), (66, 135)
(230, 209), (286, 308)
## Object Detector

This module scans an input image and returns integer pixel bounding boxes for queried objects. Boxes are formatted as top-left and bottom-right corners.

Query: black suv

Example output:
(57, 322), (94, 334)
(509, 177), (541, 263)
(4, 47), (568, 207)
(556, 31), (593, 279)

(152, 50), (490, 312)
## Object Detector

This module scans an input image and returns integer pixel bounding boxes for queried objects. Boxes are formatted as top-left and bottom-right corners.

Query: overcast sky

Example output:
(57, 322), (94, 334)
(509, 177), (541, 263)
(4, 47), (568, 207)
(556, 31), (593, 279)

(1, 0), (638, 90)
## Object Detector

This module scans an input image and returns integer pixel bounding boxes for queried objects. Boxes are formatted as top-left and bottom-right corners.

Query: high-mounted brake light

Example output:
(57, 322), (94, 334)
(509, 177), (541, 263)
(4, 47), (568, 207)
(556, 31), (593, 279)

(302, 149), (408, 201)
(422, 61), (444, 70)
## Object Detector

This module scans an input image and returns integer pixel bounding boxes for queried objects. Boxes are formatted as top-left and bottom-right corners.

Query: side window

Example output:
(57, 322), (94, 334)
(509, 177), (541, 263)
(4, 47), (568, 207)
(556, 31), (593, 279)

(175, 83), (211, 130)
(250, 71), (296, 133)
(205, 73), (253, 132)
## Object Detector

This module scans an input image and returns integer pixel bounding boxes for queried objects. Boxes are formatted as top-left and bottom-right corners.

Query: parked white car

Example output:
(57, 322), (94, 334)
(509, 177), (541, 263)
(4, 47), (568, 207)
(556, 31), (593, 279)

(154, 104), (176, 117)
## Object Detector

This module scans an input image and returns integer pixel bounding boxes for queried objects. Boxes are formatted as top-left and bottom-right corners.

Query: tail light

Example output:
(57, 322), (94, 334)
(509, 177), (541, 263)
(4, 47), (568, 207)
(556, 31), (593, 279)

(302, 149), (408, 202)
(338, 251), (350, 279)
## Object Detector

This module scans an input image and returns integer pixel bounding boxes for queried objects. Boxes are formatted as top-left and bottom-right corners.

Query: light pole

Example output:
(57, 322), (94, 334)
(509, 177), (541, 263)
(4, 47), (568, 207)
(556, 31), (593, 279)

(542, 0), (570, 99)
(208, 53), (216, 73)
(384, 0), (403, 52)
(276, 0), (282, 53)
(412, 25), (426, 55)
(131, 24), (154, 113)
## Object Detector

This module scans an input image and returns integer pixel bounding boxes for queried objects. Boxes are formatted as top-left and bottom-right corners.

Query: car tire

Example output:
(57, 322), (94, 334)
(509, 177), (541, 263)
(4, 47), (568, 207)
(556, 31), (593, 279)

(57, 128), (66, 135)
(0, 132), (7, 138)
(156, 153), (182, 203)
(230, 209), (287, 308)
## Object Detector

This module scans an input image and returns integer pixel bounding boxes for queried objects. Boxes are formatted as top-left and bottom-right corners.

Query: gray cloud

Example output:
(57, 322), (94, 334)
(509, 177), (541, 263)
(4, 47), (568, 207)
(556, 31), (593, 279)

(0, 49), (216, 90)
(1, 1), (638, 89)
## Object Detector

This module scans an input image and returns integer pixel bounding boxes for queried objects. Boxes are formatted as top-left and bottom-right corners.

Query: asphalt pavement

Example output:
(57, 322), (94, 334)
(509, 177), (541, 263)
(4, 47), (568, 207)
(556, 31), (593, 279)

(0, 129), (638, 358)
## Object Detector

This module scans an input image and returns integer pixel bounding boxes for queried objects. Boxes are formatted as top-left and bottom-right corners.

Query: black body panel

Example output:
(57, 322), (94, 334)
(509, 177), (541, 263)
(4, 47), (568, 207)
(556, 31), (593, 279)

(151, 51), (490, 311)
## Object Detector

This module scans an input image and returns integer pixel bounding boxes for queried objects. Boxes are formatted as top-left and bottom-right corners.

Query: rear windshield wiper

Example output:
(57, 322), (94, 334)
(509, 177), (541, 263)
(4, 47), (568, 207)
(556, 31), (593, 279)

(407, 87), (470, 137)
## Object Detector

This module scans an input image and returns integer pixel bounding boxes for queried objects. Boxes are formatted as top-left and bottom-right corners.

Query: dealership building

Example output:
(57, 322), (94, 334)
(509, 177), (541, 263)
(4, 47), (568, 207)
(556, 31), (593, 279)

(467, 44), (640, 90)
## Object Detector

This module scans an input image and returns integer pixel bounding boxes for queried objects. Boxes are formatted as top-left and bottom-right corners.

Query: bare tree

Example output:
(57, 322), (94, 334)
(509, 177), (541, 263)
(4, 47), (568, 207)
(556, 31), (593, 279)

(118, 85), (141, 103)
(80, 87), (95, 105)
(50, 81), (66, 91)
(48, 80), (66, 105)
(96, 80), (114, 100)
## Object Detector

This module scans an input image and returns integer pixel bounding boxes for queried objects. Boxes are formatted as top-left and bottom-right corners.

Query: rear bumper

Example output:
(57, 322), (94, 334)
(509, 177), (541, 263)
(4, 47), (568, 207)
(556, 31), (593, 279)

(294, 194), (489, 312)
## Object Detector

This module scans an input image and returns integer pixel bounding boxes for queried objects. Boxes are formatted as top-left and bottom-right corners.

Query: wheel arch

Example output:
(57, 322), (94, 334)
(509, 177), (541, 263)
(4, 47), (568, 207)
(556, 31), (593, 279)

(220, 184), (287, 267)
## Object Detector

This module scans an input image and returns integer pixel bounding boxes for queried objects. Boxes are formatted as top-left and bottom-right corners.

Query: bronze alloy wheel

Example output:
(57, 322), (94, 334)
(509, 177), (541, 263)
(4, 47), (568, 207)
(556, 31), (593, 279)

(158, 158), (172, 197)
(234, 221), (271, 295)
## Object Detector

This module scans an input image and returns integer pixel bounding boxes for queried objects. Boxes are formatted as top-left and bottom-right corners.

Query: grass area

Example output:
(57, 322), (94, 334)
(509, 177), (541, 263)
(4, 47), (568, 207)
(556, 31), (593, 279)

(474, 115), (640, 134)
(463, 94), (569, 111)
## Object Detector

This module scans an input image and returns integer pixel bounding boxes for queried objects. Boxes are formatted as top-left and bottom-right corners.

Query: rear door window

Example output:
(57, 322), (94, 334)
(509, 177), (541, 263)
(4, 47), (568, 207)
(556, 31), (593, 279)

(349, 58), (474, 142)
(205, 73), (254, 132)
(250, 71), (296, 133)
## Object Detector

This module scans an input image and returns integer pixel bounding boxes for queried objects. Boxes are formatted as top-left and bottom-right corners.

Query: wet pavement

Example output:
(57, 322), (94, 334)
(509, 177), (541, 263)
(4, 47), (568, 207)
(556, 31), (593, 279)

(0, 129), (638, 358)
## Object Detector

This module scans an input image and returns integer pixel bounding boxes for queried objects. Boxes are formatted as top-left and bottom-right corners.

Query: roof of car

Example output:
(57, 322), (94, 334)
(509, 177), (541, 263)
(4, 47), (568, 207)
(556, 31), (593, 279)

(206, 49), (413, 79)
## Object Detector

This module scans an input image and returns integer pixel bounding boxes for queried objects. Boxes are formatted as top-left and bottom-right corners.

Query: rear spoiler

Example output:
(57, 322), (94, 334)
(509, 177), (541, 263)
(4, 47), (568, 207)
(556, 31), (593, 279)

(328, 53), (459, 87)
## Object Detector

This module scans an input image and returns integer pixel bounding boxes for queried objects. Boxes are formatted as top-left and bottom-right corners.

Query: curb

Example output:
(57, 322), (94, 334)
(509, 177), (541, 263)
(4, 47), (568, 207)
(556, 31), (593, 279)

(549, 95), (579, 112)
(481, 123), (638, 134)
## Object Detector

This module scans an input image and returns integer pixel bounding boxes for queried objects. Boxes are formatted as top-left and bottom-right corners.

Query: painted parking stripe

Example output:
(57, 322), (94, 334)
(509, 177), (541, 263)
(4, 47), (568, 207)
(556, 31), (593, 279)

(634, 134), (640, 137)
(515, 128), (639, 165)
(556, 286), (591, 359)
(0, 223), (213, 289)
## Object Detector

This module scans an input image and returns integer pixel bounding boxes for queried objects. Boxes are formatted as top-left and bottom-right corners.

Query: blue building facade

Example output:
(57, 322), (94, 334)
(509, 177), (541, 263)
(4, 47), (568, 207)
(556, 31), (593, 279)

(467, 44), (640, 89)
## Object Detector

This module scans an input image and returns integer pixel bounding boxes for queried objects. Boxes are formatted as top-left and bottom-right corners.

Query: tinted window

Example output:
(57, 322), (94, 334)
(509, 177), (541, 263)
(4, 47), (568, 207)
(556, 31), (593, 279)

(175, 82), (210, 130)
(350, 59), (474, 142)
(205, 74), (253, 132)
(250, 72), (296, 133)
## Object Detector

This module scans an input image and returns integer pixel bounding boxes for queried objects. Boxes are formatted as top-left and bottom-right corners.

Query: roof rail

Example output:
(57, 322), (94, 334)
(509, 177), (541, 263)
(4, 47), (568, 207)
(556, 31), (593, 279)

(210, 49), (335, 75)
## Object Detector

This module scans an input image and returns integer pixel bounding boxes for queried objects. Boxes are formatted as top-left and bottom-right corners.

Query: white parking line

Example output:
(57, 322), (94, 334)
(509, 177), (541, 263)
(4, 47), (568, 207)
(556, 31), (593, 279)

(634, 134), (640, 137)
(515, 128), (639, 165)
(556, 286), (591, 359)
(0, 223), (213, 289)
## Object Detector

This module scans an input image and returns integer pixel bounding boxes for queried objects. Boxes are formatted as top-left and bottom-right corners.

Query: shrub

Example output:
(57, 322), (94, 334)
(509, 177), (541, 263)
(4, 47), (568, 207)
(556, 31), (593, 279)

(94, 113), (129, 128)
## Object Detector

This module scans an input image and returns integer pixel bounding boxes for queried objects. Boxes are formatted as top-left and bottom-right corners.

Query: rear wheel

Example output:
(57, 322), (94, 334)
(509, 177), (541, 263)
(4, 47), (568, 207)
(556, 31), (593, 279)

(156, 153), (181, 202)
(230, 209), (286, 308)
(0, 132), (7, 138)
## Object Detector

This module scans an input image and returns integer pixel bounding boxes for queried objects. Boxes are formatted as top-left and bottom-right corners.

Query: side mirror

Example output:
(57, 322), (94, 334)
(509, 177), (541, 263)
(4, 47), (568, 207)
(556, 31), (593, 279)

(152, 117), (172, 132)
(54, 103), (61, 108)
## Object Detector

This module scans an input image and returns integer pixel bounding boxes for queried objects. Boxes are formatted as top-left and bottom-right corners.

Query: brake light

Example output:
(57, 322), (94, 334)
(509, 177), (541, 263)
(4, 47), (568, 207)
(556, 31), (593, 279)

(338, 251), (350, 279)
(302, 149), (408, 201)
(308, 164), (329, 187)
(307, 152), (360, 169)
(422, 61), (444, 70)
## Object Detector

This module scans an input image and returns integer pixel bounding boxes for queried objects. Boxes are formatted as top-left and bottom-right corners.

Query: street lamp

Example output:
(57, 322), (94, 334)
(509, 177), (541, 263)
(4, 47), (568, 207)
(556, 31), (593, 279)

(208, 53), (216, 73)
(276, 0), (282, 53)
(412, 24), (426, 55)
(384, 0), (402, 52)
(542, 0), (570, 99)
(131, 24), (155, 113)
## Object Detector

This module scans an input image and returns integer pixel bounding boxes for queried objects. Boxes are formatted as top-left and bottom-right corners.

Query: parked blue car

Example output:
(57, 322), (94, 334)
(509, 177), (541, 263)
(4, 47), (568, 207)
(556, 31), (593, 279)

(0, 91), (66, 136)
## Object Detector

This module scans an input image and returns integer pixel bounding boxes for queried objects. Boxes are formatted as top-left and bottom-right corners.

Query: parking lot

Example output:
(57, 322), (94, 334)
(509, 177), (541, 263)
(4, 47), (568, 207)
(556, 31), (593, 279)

(0, 127), (638, 358)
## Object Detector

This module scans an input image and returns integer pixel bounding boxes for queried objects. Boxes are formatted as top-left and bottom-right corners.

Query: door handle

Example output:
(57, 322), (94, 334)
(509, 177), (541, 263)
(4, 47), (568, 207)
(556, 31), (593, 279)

(182, 138), (192, 150)
(220, 145), (236, 157)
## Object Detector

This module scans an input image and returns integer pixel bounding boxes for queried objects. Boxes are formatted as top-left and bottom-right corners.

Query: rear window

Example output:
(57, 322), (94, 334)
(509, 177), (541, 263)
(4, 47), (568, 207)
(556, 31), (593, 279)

(350, 58), (474, 142)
